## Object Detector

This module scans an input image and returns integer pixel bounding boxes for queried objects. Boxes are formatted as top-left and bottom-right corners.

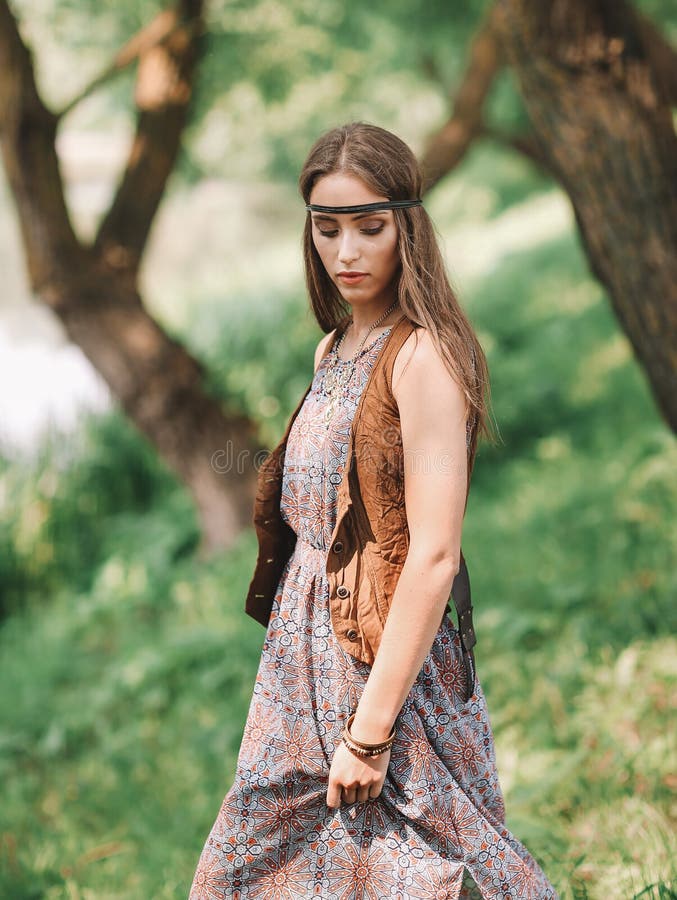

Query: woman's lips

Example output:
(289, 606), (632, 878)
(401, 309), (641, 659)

(338, 273), (368, 284)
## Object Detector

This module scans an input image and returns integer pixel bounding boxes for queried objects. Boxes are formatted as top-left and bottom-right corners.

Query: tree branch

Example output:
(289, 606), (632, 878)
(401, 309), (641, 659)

(420, 2), (505, 194)
(0, 0), (86, 293)
(93, 0), (205, 275)
(57, 9), (190, 119)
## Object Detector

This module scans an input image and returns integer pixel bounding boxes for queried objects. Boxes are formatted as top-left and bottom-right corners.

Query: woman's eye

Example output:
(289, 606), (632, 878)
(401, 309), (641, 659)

(317, 225), (384, 238)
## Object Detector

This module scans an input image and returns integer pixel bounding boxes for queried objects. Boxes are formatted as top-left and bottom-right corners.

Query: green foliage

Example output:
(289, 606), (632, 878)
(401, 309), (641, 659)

(0, 506), (259, 897)
(0, 413), (185, 619)
(12, 0), (497, 181)
(11, 0), (677, 189)
(184, 285), (323, 447)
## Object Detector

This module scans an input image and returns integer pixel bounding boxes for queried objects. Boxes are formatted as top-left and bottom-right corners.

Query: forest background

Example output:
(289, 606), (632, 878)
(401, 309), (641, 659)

(0, 0), (675, 897)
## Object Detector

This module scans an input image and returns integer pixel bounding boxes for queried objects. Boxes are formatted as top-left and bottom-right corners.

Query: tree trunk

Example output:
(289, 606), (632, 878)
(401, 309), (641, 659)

(495, 0), (677, 430)
(0, 0), (262, 552)
(54, 260), (261, 553)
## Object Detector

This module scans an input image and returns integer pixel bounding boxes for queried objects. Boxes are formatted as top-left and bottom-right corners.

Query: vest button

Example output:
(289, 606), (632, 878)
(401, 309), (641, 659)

(333, 541), (344, 553)
(336, 585), (350, 598)
(346, 628), (358, 640)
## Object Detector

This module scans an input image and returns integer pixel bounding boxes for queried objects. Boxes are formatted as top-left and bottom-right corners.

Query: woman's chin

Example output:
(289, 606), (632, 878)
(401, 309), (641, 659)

(336, 284), (377, 302)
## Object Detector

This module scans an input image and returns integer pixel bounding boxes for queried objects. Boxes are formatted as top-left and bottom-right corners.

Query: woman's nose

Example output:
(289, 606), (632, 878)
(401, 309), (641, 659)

(337, 230), (360, 264)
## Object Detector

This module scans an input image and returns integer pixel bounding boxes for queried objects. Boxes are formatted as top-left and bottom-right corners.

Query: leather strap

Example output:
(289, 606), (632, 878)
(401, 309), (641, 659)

(306, 199), (423, 214)
(450, 552), (476, 703)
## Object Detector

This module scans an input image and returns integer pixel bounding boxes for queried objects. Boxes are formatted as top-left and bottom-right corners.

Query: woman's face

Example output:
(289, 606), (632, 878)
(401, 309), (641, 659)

(309, 172), (401, 310)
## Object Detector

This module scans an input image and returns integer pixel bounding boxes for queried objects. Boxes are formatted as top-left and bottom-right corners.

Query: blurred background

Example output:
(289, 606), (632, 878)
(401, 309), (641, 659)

(0, 0), (675, 897)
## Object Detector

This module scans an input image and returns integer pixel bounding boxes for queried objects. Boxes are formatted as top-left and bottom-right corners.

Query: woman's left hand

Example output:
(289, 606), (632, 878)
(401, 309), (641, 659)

(326, 740), (391, 809)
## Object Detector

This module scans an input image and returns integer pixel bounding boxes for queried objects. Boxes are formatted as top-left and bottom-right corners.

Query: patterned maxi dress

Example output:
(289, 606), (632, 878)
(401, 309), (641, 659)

(189, 328), (558, 900)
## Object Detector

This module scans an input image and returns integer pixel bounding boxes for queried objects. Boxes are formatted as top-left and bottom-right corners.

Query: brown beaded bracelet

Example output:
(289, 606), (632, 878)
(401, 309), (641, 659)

(341, 713), (395, 758)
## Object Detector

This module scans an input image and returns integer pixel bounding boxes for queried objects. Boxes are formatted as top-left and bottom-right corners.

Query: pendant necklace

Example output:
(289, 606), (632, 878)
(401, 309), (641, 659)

(322, 300), (399, 426)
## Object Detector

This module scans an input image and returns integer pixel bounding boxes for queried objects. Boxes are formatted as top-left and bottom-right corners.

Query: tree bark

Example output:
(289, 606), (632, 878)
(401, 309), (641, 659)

(0, 0), (261, 552)
(495, 0), (677, 430)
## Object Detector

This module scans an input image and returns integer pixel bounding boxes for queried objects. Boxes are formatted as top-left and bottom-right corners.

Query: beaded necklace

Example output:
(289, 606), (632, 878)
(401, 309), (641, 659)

(321, 301), (399, 426)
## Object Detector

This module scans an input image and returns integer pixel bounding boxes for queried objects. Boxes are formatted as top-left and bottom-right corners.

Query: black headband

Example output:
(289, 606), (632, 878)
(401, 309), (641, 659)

(305, 199), (423, 214)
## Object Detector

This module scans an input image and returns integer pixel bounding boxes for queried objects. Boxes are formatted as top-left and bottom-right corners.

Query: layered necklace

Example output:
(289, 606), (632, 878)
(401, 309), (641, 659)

(321, 301), (399, 426)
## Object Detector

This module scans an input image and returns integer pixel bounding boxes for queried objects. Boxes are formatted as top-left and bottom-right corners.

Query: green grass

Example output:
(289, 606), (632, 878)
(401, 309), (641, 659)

(0, 225), (675, 898)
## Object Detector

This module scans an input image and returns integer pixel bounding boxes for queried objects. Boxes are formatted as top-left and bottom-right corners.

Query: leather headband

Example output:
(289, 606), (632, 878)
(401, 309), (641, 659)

(305, 199), (423, 214)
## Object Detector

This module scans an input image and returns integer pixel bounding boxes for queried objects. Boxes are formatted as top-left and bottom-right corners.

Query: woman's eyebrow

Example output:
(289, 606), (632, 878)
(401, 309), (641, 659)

(311, 212), (386, 222)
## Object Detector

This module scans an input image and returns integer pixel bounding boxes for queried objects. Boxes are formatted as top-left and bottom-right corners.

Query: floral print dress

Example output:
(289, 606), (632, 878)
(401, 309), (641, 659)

(189, 327), (558, 899)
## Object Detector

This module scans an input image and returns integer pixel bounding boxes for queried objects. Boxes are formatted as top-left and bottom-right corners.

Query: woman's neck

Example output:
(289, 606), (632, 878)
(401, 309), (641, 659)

(349, 301), (400, 336)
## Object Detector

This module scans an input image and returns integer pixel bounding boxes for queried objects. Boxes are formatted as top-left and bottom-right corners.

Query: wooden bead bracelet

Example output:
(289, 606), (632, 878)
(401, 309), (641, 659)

(341, 712), (396, 759)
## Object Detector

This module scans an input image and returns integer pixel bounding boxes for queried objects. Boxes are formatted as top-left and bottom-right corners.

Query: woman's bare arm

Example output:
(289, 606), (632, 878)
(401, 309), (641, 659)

(349, 327), (469, 743)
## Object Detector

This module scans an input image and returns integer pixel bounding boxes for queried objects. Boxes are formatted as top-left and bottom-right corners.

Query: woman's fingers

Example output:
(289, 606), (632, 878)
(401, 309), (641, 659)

(344, 780), (384, 805)
(326, 779), (342, 809)
(327, 780), (383, 808)
(342, 786), (357, 804)
(356, 785), (372, 803)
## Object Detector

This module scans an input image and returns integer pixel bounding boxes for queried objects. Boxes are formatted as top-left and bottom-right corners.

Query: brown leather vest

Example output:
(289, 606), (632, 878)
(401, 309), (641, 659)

(245, 313), (477, 700)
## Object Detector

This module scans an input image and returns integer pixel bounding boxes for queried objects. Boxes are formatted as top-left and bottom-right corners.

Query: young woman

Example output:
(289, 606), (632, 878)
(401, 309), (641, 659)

(189, 122), (558, 899)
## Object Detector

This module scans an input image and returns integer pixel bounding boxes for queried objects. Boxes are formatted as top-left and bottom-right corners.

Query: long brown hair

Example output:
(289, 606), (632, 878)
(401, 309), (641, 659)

(298, 121), (498, 476)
